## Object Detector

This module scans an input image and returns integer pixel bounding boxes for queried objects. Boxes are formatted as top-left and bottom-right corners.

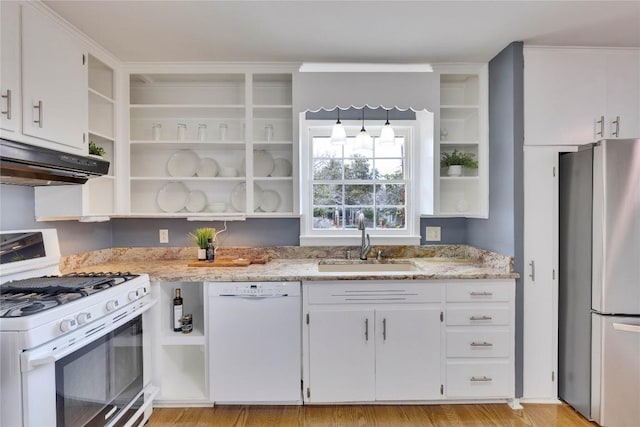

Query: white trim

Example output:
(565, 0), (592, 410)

(300, 235), (421, 246)
(299, 63), (433, 73)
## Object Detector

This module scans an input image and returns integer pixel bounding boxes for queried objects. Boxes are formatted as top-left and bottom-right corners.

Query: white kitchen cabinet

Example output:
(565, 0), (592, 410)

(524, 47), (640, 145)
(433, 64), (489, 218)
(125, 68), (296, 218)
(444, 280), (515, 400)
(21, 5), (88, 154)
(303, 281), (443, 403)
(35, 54), (117, 221)
(150, 282), (209, 406)
(0, 1), (21, 136)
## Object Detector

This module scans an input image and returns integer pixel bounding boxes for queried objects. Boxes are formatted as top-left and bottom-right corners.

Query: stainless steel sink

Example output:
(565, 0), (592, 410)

(317, 259), (418, 272)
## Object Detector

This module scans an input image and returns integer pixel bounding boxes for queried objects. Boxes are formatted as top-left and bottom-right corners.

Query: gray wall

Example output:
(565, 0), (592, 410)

(467, 42), (525, 397)
(0, 184), (113, 255)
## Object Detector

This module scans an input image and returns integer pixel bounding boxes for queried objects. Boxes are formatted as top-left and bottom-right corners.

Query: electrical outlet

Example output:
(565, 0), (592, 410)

(159, 229), (169, 243)
(425, 226), (441, 242)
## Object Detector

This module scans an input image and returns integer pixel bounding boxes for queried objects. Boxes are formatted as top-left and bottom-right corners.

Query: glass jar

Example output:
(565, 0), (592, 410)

(219, 123), (228, 141)
(264, 124), (274, 142)
(177, 123), (187, 141)
(152, 123), (162, 141)
(198, 124), (208, 141)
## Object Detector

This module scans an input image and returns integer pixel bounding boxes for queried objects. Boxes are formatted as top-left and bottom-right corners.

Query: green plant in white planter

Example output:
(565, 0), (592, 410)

(440, 149), (478, 177)
(189, 227), (215, 260)
(88, 141), (106, 157)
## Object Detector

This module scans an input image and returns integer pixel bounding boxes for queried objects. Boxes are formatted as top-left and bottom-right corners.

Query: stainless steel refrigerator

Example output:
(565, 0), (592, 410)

(559, 139), (640, 427)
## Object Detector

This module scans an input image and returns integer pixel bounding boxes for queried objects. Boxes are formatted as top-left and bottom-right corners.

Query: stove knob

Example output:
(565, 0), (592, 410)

(106, 300), (119, 312)
(137, 287), (147, 296)
(76, 312), (92, 324)
(60, 319), (77, 332)
(128, 290), (138, 301)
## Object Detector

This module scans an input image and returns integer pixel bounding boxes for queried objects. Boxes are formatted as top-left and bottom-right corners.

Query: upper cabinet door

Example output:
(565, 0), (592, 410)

(0, 1), (21, 135)
(21, 6), (87, 154)
(524, 48), (606, 146)
(605, 51), (640, 139)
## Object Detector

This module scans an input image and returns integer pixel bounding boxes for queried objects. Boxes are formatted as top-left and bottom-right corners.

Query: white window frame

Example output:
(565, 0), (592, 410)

(299, 111), (433, 246)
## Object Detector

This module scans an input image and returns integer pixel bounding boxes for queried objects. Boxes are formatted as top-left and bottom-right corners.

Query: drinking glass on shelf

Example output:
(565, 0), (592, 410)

(152, 123), (162, 141)
(198, 124), (208, 141)
(219, 123), (228, 141)
(177, 123), (187, 141)
(264, 124), (274, 142)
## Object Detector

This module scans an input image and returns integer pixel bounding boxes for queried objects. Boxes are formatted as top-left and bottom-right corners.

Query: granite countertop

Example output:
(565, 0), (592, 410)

(62, 245), (519, 283)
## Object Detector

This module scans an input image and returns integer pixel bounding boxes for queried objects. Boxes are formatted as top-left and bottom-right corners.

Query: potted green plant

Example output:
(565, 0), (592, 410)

(189, 227), (214, 260)
(88, 141), (106, 157)
(440, 149), (478, 177)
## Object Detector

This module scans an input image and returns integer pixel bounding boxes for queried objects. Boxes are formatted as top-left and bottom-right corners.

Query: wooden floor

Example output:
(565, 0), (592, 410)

(147, 403), (597, 426)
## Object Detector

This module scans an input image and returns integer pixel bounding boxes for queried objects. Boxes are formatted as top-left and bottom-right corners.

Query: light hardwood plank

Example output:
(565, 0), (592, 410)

(147, 403), (597, 427)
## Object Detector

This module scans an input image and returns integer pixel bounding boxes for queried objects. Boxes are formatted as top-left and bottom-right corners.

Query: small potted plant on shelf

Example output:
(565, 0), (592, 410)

(88, 141), (106, 157)
(189, 227), (215, 261)
(440, 149), (478, 177)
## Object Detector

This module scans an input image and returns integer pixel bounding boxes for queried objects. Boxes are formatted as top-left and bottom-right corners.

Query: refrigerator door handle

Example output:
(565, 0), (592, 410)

(613, 322), (640, 334)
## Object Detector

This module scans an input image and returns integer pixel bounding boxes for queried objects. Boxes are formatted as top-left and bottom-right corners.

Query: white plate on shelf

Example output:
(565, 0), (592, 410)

(259, 190), (281, 212)
(254, 150), (275, 177)
(270, 158), (292, 177)
(185, 190), (207, 212)
(196, 157), (219, 177)
(157, 182), (189, 213)
(230, 183), (263, 212)
(167, 150), (199, 177)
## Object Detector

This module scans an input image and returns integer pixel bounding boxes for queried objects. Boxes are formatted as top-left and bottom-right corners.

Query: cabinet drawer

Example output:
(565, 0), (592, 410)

(305, 282), (441, 305)
(446, 283), (512, 303)
(446, 330), (510, 358)
(446, 307), (510, 326)
(446, 361), (511, 398)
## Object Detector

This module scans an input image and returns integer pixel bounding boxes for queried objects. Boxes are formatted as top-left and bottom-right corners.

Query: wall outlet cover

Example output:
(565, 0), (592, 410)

(159, 229), (169, 243)
(425, 226), (441, 242)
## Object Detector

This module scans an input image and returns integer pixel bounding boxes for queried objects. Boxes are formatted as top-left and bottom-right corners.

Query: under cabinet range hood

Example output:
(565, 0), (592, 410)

(0, 139), (109, 186)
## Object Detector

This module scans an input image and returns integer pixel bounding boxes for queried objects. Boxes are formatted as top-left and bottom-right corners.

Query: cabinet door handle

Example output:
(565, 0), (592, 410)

(365, 318), (369, 342)
(33, 100), (43, 128)
(469, 291), (493, 297)
(1, 89), (11, 119)
(470, 341), (493, 347)
(469, 315), (493, 321)
(596, 115), (604, 137)
(529, 260), (535, 282)
(612, 116), (620, 137)
(470, 376), (493, 382)
(382, 318), (387, 341)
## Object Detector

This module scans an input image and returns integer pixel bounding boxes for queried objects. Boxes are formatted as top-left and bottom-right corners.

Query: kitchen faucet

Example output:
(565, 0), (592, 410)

(356, 211), (371, 260)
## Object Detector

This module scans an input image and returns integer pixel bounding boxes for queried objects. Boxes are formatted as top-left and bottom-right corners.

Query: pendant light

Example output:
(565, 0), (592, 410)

(330, 108), (347, 145)
(354, 108), (372, 151)
(379, 108), (396, 144)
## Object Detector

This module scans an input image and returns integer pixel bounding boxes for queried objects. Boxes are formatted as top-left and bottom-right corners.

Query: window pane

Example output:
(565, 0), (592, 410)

(375, 184), (405, 205)
(312, 137), (342, 157)
(375, 159), (404, 179)
(345, 185), (373, 205)
(344, 207), (374, 229)
(376, 207), (406, 229)
(344, 156), (374, 180)
(375, 137), (405, 157)
(313, 184), (342, 205)
(313, 207), (341, 229)
(313, 159), (343, 180)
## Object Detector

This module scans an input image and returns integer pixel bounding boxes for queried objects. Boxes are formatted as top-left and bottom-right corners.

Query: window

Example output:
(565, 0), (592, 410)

(300, 111), (433, 246)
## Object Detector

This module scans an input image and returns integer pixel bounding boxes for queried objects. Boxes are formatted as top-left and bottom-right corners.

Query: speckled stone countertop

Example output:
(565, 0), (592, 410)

(61, 245), (518, 282)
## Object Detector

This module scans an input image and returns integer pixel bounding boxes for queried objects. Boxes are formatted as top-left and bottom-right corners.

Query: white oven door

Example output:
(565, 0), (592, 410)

(20, 300), (155, 427)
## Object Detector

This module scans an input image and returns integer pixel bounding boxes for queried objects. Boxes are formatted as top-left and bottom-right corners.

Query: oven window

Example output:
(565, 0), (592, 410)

(55, 316), (143, 427)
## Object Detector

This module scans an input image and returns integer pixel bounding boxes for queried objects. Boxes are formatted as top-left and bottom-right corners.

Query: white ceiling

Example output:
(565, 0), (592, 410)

(43, 0), (640, 63)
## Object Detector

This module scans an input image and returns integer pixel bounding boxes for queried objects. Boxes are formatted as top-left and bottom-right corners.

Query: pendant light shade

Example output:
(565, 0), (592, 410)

(379, 109), (395, 144)
(354, 108), (373, 151)
(330, 108), (347, 145)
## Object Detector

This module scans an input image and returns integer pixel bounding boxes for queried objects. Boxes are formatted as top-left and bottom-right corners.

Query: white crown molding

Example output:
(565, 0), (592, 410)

(299, 63), (433, 73)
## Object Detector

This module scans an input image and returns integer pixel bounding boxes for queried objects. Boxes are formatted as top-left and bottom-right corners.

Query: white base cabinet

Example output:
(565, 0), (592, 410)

(303, 280), (515, 404)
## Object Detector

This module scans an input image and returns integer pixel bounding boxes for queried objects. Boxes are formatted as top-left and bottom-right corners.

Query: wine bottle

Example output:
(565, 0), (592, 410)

(206, 238), (215, 262)
(173, 288), (183, 332)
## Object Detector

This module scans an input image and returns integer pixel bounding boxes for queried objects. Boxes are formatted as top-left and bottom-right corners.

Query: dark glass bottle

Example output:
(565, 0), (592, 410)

(206, 238), (215, 262)
(173, 288), (183, 332)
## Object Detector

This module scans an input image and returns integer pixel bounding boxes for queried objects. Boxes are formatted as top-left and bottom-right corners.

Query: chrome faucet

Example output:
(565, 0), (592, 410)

(356, 211), (371, 260)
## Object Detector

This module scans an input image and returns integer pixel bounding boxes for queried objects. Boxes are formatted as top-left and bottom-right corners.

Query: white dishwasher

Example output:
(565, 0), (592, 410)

(208, 281), (302, 404)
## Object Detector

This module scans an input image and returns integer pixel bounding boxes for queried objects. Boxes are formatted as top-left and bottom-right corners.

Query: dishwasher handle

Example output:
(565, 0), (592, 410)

(218, 293), (289, 298)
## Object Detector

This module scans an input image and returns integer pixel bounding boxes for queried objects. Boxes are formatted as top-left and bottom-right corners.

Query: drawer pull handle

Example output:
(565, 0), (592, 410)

(365, 318), (369, 342)
(612, 116), (620, 137)
(382, 318), (387, 341)
(470, 376), (493, 382)
(33, 100), (43, 128)
(1, 89), (11, 119)
(469, 291), (493, 297)
(470, 315), (493, 321)
(596, 115), (604, 137)
(470, 341), (493, 347)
